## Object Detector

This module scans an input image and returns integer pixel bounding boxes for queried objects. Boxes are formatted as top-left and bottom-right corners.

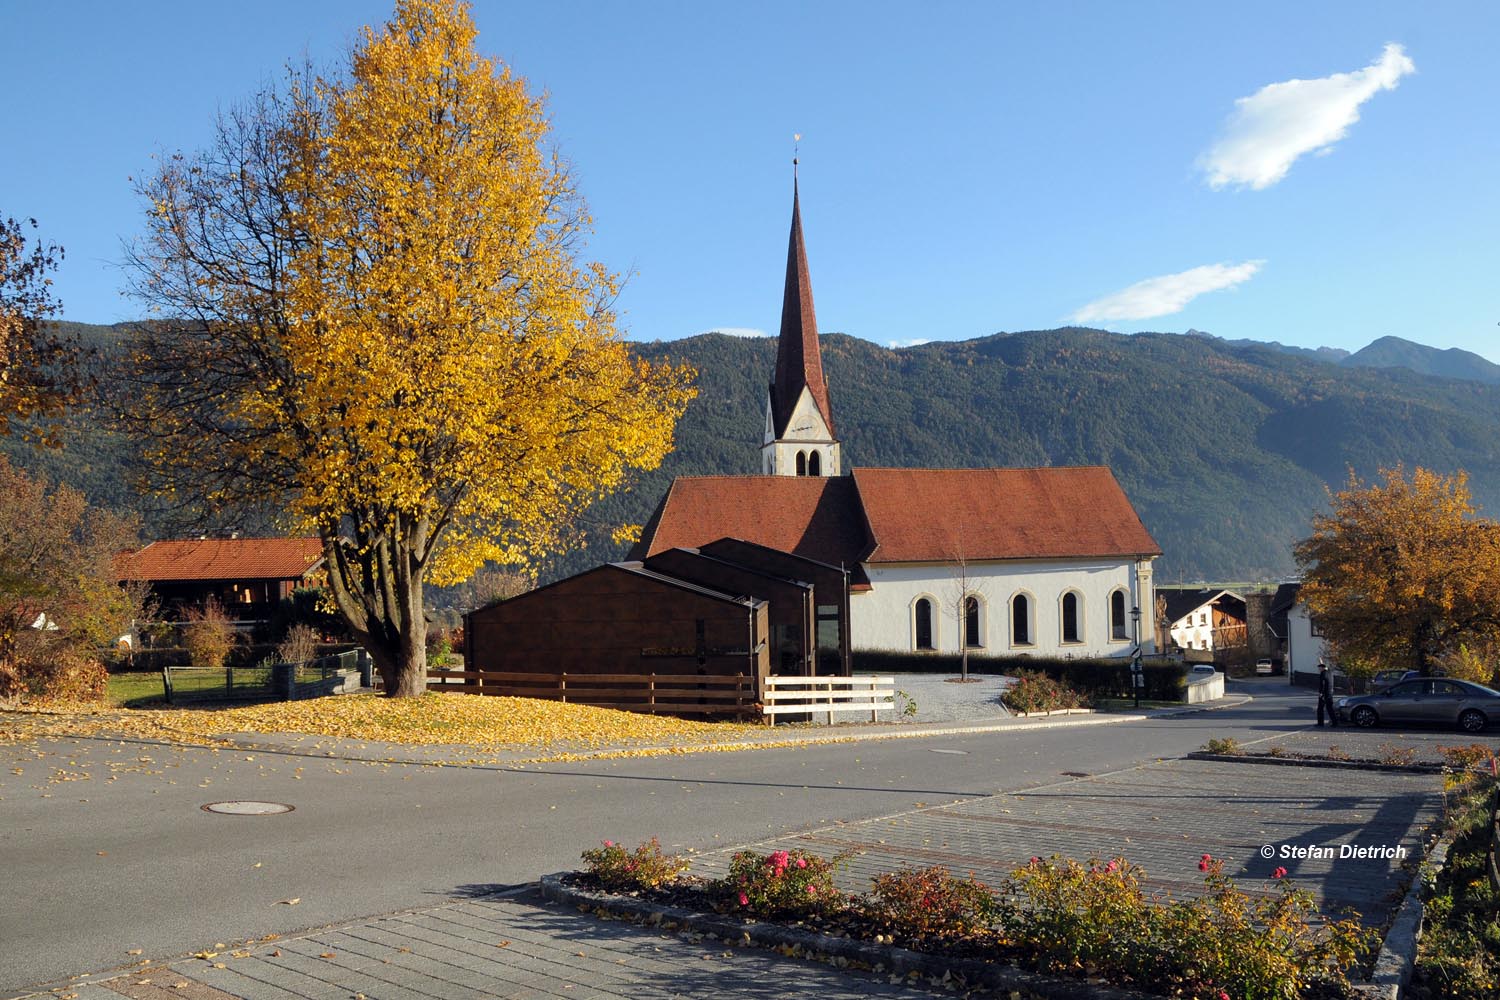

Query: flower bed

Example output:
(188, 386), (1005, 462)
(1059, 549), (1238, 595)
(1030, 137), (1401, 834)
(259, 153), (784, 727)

(567, 841), (1378, 1000)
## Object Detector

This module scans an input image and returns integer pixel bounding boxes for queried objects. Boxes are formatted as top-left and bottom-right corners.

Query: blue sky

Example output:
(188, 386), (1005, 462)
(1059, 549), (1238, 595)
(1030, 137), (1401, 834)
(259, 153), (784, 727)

(5, 2), (1497, 361)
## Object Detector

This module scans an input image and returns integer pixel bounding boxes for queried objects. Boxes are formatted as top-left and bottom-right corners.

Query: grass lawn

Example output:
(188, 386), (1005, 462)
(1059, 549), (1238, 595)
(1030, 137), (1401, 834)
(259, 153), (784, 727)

(106, 669), (276, 707)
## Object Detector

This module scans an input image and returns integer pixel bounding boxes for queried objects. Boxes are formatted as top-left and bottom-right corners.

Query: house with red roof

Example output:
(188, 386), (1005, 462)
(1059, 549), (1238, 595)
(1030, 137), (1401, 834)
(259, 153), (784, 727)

(118, 536), (325, 620)
(629, 170), (1162, 660)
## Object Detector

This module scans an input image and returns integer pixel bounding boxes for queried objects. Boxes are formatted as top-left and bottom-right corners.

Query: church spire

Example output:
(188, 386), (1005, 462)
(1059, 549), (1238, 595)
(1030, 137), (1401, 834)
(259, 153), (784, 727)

(762, 162), (841, 478)
(770, 173), (836, 439)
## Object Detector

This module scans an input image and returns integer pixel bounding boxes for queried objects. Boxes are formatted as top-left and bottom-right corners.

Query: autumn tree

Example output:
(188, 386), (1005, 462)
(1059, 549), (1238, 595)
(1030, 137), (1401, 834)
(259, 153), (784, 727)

(1294, 466), (1500, 676)
(0, 457), (143, 702)
(121, 0), (694, 695)
(0, 215), (86, 442)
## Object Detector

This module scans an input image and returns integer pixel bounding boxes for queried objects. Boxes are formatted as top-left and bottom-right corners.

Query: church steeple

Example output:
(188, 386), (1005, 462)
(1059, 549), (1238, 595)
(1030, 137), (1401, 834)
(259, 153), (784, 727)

(762, 167), (841, 477)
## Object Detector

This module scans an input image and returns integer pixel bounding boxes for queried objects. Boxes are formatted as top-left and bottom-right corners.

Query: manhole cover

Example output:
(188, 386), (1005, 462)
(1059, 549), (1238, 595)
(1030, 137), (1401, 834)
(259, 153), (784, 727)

(201, 801), (295, 816)
(928, 748), (970, 755)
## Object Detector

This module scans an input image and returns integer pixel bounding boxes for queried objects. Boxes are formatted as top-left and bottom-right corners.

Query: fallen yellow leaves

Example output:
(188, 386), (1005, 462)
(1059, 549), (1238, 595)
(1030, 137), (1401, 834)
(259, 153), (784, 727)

(2, 692), (764, 755)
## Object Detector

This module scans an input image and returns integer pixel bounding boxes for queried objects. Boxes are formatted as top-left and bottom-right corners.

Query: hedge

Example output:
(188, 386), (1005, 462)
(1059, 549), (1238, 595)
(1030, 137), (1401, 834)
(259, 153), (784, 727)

(850, 650), (1189, 701)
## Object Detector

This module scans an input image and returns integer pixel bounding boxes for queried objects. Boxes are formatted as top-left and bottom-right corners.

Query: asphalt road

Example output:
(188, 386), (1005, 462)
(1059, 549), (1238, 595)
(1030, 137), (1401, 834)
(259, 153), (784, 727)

(0, 680), (1329, 994)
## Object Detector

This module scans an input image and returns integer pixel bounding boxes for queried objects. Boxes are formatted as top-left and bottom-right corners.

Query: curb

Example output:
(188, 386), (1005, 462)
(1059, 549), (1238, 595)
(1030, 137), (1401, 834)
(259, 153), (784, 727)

(1354, 830), (1453, 999)
(538, 873), (1155, 1000)
(1186, 751), (1447, 775)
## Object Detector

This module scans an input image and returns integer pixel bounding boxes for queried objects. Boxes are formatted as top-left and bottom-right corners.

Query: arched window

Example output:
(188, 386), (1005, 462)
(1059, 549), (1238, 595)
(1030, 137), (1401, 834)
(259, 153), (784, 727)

(964, 595), (984, 648)
(1110, 590), (1128, 641)
(1061, 591), (1082, 644)
(1011, 592), (1032, 646)
(808, 451), (821, 476)
(914, 597), (935, 650)
(795, 451), (807, 476)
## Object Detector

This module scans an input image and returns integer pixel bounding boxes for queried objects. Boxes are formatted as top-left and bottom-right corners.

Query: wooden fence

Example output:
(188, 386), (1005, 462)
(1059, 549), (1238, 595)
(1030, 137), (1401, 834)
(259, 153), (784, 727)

(762, 674), (895, 725)
(425, 668), (757, 717)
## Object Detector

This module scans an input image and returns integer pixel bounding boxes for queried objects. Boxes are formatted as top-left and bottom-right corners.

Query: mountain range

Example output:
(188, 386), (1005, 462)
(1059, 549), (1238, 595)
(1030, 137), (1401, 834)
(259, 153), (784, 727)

(8, 325), (1500, 585)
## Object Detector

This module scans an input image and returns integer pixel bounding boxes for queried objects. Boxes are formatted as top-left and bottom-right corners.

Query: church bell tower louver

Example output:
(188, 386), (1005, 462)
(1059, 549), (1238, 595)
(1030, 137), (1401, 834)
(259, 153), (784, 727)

(761, 166), (841, 477)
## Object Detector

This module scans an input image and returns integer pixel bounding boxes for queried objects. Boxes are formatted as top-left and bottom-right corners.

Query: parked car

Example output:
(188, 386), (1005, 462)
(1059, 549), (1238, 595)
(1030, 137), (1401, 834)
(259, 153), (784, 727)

(1254, 658), (1273, 675)
(1337, 678), (1500, 732)
(1189, 665), (1217, 679)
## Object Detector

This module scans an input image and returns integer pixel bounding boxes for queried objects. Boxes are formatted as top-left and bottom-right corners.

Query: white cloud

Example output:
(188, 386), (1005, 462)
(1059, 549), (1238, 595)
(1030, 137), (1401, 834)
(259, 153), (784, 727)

(699, 327), (770, 338)
(886, 338), (932, 349)
(1070, 261), (1264, 323)
(1199, 43), (1414, 190)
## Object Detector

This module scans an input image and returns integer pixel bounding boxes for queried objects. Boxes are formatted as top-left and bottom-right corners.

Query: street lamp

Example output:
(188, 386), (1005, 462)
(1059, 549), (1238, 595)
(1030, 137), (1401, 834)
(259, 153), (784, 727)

(1130, 605), (1143, 709)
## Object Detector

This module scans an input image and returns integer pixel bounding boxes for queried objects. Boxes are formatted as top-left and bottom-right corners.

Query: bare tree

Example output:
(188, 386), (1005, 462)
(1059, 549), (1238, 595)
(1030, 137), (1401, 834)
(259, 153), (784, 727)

(944, 543), (989, 682)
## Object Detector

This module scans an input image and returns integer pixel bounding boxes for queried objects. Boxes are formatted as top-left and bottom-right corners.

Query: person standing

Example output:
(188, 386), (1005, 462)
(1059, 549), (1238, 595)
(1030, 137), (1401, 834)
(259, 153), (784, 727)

(1317, 661), (1339, 727)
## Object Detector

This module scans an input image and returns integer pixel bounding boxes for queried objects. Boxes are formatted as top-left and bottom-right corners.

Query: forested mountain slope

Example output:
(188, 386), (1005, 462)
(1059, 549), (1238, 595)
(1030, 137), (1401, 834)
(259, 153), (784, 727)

(10, 324), (1500, 584)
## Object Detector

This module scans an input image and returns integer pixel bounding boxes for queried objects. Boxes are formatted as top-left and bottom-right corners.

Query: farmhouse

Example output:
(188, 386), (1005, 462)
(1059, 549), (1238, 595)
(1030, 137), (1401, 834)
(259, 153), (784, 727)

(1158, 587), (1247, 655)
(119, 536), (325, 620)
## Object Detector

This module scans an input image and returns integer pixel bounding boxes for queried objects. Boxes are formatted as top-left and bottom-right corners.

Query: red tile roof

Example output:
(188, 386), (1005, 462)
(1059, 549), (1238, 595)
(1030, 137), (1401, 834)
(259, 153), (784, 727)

(120, 537), (325, 583)
(631, 476), (870, 571)
(852, 467), (1161, 563)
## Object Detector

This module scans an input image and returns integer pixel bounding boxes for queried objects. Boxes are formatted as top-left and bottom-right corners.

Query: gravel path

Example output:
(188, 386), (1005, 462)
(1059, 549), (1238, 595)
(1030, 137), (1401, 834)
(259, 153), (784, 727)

(885, 671), (1013, 723)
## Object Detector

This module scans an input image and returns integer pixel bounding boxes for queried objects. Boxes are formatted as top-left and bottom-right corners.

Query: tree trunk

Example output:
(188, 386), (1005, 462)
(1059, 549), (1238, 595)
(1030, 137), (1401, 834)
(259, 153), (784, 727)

(320, 528), (430, 698)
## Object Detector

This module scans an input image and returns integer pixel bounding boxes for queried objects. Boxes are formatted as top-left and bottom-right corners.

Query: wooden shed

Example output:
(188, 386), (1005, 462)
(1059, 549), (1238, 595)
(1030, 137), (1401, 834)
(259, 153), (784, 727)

(463, 562), (768, 716)
(642, 547), (817, 676)
(697, 538), (851, 676)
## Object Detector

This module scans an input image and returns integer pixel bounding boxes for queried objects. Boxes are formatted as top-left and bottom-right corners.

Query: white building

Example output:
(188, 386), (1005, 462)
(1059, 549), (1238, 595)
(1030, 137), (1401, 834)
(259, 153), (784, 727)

(632, 175), (1160, 662)
(1268, 583), (1331, 685)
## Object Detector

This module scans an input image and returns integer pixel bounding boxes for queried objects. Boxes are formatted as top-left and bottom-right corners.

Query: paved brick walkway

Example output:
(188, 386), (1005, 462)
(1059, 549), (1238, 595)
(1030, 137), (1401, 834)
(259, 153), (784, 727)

(686, 756), (1444, 923)
(56, 890), (944, 1000)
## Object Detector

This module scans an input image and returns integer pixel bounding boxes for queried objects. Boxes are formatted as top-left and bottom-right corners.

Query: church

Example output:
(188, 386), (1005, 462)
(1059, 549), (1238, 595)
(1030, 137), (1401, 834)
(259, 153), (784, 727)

(630, 173), (1161, 661)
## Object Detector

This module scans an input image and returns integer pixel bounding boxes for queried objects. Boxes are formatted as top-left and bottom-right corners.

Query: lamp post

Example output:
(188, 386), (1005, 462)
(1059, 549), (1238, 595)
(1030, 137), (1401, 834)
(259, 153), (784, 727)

(1130, 604), (1143, 709)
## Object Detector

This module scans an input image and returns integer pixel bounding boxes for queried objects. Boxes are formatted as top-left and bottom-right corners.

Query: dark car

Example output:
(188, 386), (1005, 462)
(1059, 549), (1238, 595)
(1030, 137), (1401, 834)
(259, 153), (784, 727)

(1337, 678), (1500, 732)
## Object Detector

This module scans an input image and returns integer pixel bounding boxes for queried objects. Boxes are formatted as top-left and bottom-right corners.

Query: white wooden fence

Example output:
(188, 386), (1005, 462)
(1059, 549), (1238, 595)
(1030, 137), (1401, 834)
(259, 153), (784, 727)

(762, 674), (895, 725)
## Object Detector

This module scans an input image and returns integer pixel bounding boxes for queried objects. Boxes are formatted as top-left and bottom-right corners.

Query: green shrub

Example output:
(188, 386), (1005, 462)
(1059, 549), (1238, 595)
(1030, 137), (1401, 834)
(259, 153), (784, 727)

(1147, 855), (1376, 1000)
(850, 651), (1189, 700)
(1001, 670), (1086, 714)
(1203, 736), (1242, 755)
(579, 837), (689, 891)
(1437, 743), (1496, 773)
(1001, 854), (1376, 1000)
(1000, 856), (1152, 978)
(867, 866), (997, 939)
(182, 599), (237, 670)
(1378, 742), (1418, 767)
(714, 848), (846, 918)
(275, 624), (319, 666)
(1412, 784), (1500, 999)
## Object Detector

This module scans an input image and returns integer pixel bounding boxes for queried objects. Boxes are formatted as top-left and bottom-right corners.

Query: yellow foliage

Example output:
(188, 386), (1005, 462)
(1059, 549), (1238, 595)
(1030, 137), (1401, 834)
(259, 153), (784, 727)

(125, 0), (694, 693)
(1, 693), (761, 756)
(1296, 466), (1500, 673)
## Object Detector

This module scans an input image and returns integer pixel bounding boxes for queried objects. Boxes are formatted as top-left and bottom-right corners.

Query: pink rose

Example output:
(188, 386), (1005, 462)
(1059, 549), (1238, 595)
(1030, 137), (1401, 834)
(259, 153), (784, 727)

(603, 840), (614, 848)
(796, 858), (807, 869)
(738, 892), (749, 906)
(1272, 867), (1288, 879)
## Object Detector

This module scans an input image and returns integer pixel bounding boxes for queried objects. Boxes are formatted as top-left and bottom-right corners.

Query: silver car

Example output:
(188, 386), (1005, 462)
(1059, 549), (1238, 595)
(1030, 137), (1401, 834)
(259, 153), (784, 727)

(1338, 678), (1500, 732)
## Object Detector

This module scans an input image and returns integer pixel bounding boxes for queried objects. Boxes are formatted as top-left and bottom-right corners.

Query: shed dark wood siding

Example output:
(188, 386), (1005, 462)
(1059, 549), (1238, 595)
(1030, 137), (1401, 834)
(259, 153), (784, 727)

(643, 548), (817, 676)
(697, 538), (851, 676)
(465, 564), (768, 686)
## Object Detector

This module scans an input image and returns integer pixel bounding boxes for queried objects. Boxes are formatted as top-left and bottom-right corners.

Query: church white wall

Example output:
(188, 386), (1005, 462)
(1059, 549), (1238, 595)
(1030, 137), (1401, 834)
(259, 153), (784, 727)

(851, 558), (1155, 658)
